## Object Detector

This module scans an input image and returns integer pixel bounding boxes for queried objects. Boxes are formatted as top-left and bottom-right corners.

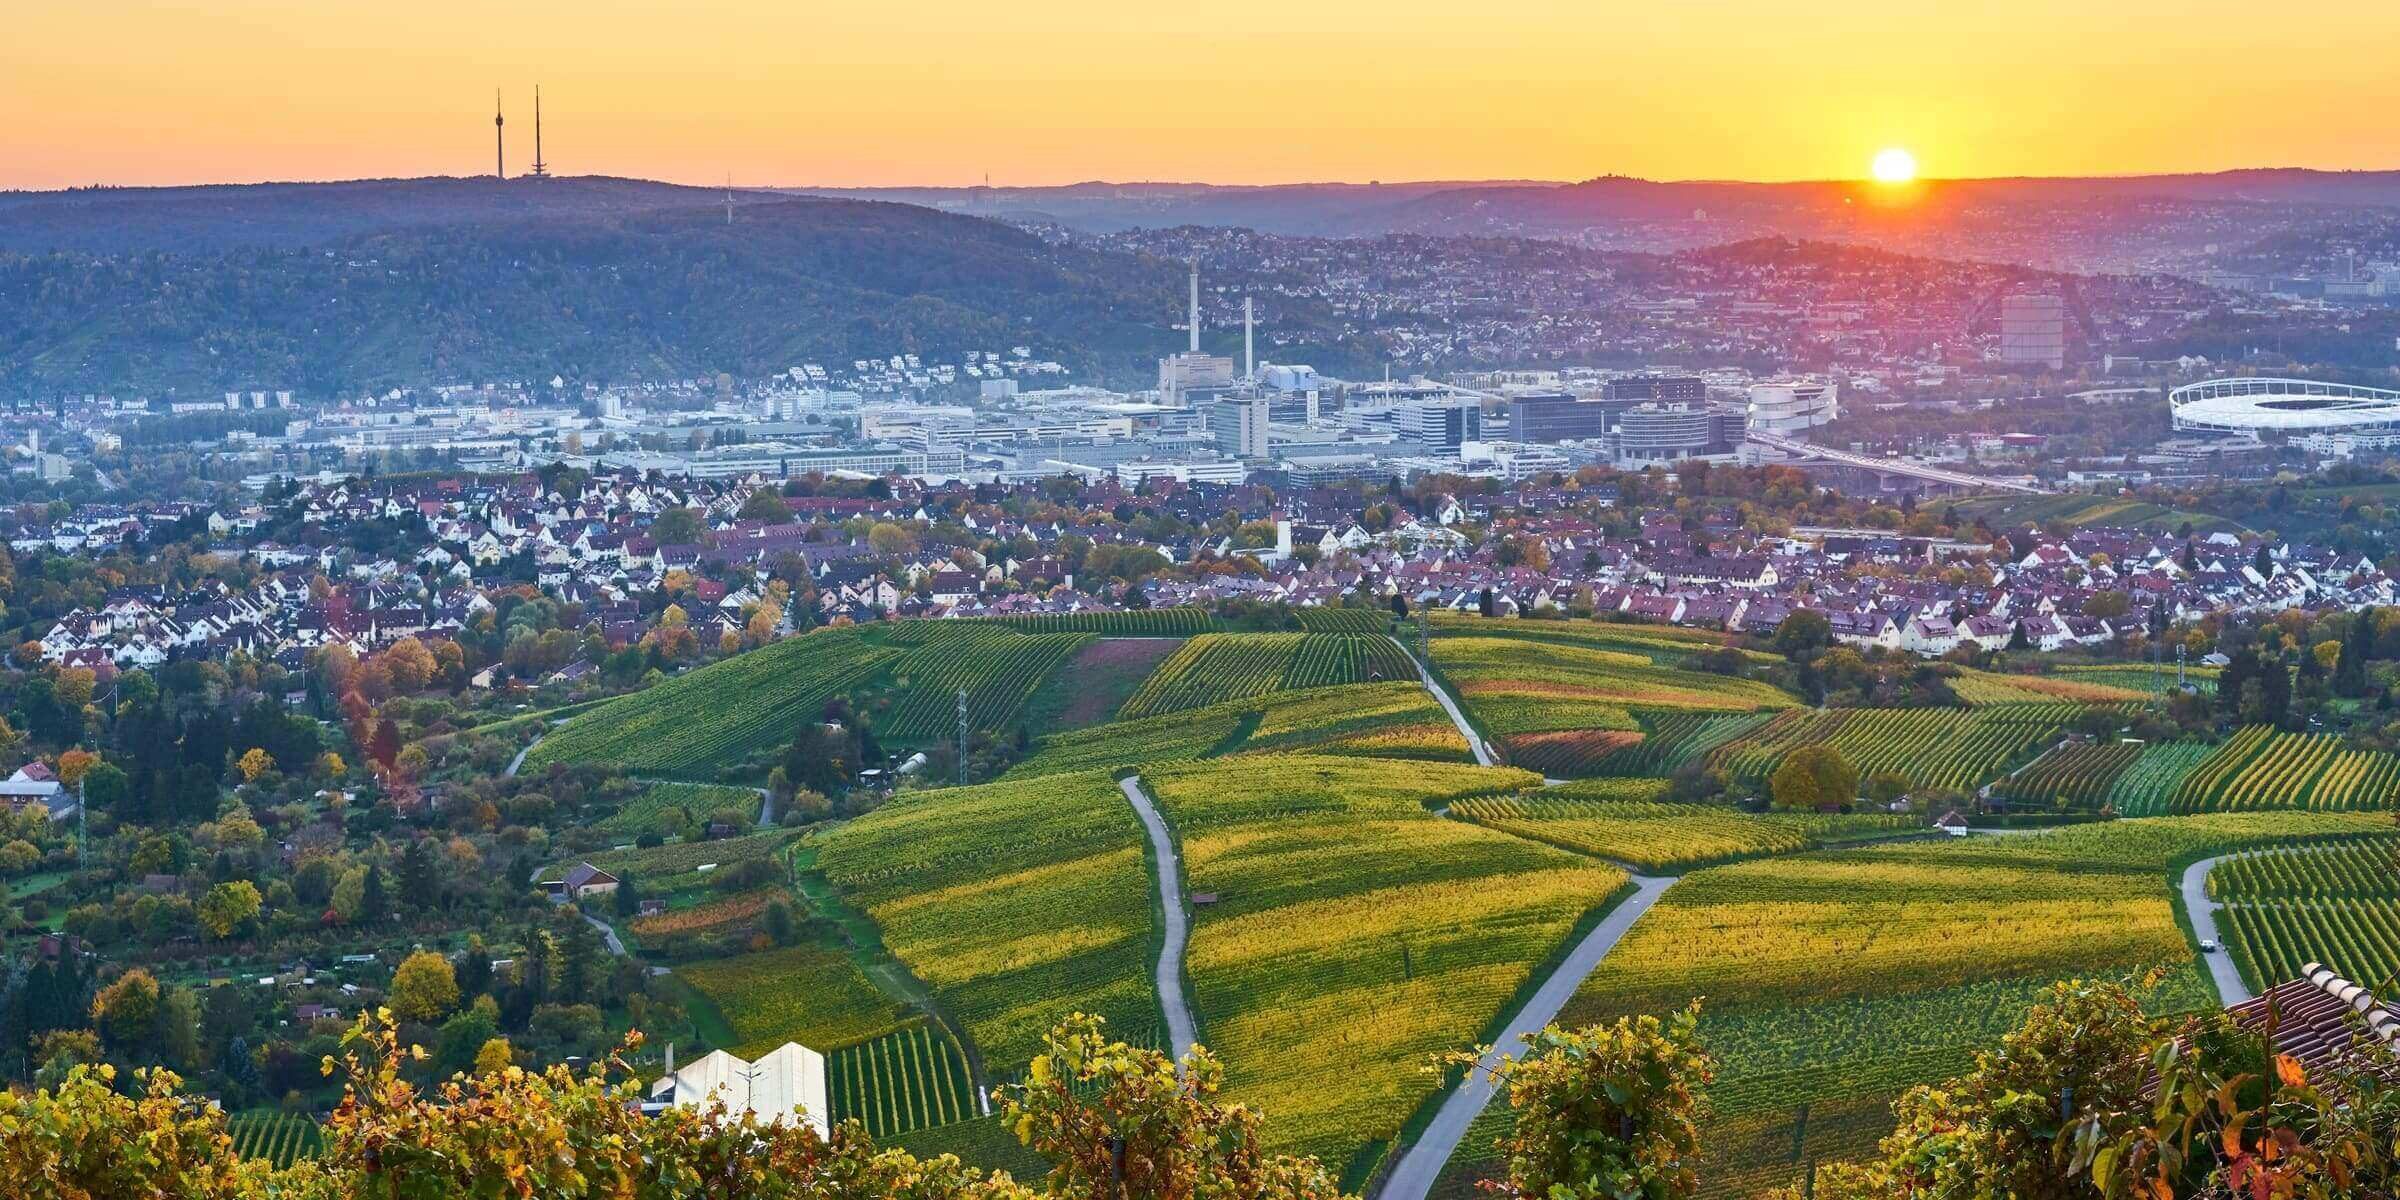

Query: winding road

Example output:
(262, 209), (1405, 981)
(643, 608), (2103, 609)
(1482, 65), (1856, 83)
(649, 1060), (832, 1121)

(1378, 875), (1678, 1200)
(1395, 635), (1497, 767)
(1120, 774), (1200, 1062)
(2181, 856), (2248, 1004)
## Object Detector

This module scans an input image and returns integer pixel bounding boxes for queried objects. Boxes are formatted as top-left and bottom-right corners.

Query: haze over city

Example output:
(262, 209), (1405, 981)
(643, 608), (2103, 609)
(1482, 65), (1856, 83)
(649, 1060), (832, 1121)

(8, 0), (2400, 189)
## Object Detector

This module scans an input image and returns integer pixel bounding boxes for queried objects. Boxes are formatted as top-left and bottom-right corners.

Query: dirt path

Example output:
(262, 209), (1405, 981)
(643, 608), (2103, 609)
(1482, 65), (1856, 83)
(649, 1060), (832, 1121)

(1394, 635), (1496, 767)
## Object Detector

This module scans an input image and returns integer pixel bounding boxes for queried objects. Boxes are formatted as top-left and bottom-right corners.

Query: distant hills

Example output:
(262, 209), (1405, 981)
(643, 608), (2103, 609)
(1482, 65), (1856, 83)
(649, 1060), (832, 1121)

(800, 169), (2400, 271)
(0, 180), (1204, 397)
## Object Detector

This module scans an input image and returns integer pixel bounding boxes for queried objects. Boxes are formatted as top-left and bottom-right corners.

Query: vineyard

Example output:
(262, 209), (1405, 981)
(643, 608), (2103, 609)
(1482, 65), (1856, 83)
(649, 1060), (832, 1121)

(676, 941), (914, 1059)
(1544, 817), (2367, 1200)
(2057, 663), (2219, 696)
(597, 781), (763, 837)
(867, 623), (1094, 741)
(1295, 608), (1394, 633)
(1008, 681), (1471, 778)
(1947, 669), (2150, 705)
(809, 770), (1156, 1074)
(1498, 729), (1645, 777)
(1139, 755), (1607, 1177)
(1578, 710), (1778, 777)
(1704, 705), (2084, 793)
(2163, 726), (2400, 813)
(569, 830), (796, 902)
(1428, 612), (1770, 667)
(1432, 635), (1794, 739)
(827, 1021), (982, 1139)
(2105, 742), (2215, 814)
(1449, 791), (1922, 872)
(1994, 740), (2145, 809)
(1115, 634), (1417, 719)
(526, 627), (900, 776)
(2211, 840), (2400, 991)
(228, 1111), (321, 1168)
(986, 607), (1214, 635)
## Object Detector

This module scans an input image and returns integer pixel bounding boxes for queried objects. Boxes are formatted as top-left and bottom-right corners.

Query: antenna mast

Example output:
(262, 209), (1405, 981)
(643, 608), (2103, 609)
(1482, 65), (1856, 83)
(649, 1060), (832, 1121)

(529, 85), (549, 178)
(494, 89), (505, 179)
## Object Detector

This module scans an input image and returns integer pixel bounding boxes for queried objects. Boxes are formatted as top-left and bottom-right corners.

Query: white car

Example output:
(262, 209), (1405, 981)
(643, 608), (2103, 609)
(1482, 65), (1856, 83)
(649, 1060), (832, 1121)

(2199, 939), (2221, 953)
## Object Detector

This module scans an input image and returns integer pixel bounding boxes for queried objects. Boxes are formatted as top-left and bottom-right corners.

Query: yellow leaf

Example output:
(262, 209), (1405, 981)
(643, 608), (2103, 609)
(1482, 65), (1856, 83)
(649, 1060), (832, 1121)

(2274, 1054), (2306, 1089)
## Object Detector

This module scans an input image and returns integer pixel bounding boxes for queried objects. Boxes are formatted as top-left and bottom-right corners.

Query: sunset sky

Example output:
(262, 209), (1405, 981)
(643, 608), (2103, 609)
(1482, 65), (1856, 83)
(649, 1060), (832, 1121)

(7, 0), (2399, 190)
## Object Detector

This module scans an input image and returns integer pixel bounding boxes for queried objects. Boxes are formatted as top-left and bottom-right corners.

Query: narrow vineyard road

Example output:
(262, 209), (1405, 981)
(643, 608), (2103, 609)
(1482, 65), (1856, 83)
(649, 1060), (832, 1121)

(504, 734), (544, 778)
(2182, 855), (2252, 1005)
(1394, 635), (1496, 767)
(1121, 774), (1200, 1061)
(1378, 875), (1677, 1200)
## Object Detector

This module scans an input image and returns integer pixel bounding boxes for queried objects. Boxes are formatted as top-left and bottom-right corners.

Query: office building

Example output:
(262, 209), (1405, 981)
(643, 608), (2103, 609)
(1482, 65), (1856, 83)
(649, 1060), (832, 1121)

(2000, 294), (2067, 369)
(1603, 375), (1707, 404)
(1206, 394), (1271, 458)
(1508, 391), (1611, 443)
(1746, 380), (1838, 435)
(1615, 403), (1741, 465)
(1399, 397), (1482, 454)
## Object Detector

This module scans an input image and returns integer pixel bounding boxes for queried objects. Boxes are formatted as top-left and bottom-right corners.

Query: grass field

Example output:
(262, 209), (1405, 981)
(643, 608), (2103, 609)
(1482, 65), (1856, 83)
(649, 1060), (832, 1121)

(1139, 755), (1616, 1180)
(809, 770), (1156, 1075)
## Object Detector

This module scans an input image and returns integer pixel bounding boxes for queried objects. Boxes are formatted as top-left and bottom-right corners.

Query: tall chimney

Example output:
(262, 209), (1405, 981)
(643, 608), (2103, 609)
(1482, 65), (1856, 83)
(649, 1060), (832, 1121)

(1243, 296), (1255, 381)
(1187, 263), (1200, 354)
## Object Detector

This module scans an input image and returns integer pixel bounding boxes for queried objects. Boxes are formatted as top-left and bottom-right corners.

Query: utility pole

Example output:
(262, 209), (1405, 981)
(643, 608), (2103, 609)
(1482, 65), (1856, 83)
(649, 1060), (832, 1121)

(955, 688), (969, 787)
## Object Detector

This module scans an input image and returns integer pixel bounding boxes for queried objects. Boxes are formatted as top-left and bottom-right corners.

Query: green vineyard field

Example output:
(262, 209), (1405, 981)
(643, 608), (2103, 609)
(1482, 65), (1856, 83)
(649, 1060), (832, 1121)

(828, 1021), (981, 1139)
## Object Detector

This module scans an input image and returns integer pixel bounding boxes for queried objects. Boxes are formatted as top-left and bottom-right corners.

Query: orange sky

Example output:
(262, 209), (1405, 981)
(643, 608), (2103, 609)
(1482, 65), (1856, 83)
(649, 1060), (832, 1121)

(6, 1), (2398, 190)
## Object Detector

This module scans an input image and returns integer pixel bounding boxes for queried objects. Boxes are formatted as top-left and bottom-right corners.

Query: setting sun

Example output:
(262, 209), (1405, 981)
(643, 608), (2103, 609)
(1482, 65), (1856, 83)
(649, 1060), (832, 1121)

(1871, 147), (1918, 183)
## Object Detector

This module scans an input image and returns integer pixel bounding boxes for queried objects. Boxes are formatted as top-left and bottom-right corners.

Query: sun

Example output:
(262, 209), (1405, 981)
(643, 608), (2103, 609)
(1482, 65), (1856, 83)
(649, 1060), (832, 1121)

(1870, 147), (1918, 184)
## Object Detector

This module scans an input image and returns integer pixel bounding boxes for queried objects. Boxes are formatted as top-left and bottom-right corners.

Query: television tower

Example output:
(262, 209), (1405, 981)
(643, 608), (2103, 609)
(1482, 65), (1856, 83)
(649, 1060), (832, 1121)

(1187, 262), (1201, 354)
(528, 85), (549, 178)
(493, 89), (506, 179)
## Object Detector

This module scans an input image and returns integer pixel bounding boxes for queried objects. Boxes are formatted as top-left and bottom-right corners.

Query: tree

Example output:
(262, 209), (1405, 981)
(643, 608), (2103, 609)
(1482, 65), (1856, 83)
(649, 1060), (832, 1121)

(737, 490), (792, 524)
(1770, 744), (1858, 810)
(473, 1036), (514, 1076)
(389, 951), (460, 1023)
(1772, 610), (1832, 660)
(998, 1014), (1343, 1200)
(763, 897), (798, 946)
(234, 748), (275, 783)
(649, 506), (705, 545)
(90, 968), (161, 1051)
(196, 881), (262, 941)
(1466, 1006), (1714, 1200)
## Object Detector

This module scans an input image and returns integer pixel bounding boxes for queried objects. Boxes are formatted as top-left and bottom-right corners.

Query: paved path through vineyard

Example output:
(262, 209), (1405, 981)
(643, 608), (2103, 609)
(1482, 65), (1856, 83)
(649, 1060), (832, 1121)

(1394, 635), (1497, 767)
(1379, 874), (1677, 1200)
(2182, 854), (2251, 1004)
(1121, 774), (1199, 1061)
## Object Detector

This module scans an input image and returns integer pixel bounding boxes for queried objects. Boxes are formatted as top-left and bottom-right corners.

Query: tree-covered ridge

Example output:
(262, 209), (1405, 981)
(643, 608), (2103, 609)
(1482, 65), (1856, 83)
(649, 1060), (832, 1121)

(0, 197), (1188, 395)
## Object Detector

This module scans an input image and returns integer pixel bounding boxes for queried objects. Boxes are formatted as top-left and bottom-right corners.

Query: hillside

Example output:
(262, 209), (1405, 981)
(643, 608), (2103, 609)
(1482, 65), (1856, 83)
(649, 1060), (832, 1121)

(0, 188), (1188, 395)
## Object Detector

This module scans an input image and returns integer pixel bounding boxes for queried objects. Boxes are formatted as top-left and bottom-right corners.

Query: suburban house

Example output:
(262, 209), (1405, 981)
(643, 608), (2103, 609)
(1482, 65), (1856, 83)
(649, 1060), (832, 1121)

(539, 861), (621, 902)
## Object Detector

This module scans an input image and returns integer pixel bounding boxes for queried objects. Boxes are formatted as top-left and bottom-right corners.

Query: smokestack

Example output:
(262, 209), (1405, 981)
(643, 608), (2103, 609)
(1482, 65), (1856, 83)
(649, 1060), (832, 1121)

(1243, 296), (1255, 381)
(1188, 263), (1200, 354)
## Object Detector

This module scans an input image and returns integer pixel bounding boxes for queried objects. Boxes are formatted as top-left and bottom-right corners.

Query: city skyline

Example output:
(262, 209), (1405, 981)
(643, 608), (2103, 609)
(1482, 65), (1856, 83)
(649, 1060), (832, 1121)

(6, 0), (2400, 190)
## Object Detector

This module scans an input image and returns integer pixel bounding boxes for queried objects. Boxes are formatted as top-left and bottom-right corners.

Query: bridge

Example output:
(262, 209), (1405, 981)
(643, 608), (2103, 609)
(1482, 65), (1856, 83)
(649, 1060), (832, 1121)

(1745, 431), (2053, 495)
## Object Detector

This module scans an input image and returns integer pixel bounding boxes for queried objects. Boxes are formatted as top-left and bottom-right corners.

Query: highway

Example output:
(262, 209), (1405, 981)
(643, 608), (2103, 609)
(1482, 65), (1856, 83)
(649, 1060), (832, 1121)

(1746, 431), (2052, 496)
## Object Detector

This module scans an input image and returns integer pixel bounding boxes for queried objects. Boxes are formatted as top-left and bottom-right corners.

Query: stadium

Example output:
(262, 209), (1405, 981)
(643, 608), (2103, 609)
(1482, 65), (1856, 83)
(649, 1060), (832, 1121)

(2170, 377), (2400, 435)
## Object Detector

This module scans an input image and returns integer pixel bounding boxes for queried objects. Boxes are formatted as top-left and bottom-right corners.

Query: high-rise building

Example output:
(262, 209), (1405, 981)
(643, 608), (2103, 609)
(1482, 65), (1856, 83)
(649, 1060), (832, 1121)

(1206, 394), (1271, 458)
(1999, 294), (2067, 369)
(1399, 397), (1482, 454)
(1746, 380), (1838, 435)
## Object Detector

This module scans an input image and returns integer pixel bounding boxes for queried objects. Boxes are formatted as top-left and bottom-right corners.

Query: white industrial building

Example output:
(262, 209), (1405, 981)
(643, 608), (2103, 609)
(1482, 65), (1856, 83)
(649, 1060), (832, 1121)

(650, 1043), (830, 1136)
